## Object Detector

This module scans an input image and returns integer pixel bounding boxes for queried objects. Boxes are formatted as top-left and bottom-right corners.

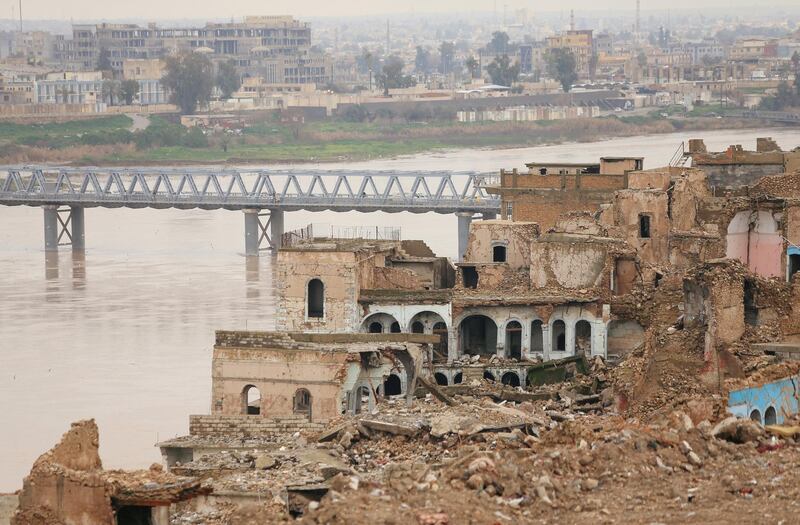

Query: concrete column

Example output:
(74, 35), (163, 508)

(269, 209), (284, 251)
(43, 205), (59, 252)
(244, 209), (260, 256)
(496, 323), (505, 358)
(70, 206), (85, 251)
(456, 212), (473, 262)
(542, 325), (551, 362)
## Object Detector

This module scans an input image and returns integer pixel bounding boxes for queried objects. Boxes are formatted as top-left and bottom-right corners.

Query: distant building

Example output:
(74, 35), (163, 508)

(546, 30), (594, 78)
(34, 71), (104, 104)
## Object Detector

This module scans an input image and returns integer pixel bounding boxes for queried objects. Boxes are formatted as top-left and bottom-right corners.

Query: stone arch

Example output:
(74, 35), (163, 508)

(726, 210), (782, 277)
(384, 374), (402, 396)
(458, 314), (498, 356)
(407, 311), (447, 334)
(764, 406), (777, 426)
(307, 278), (324, 318)
(750, 409), (762, 424)
(361, 312), (400, 334)
(432, 322), (449, 362)
(411, 321), (425, 333)
(505, 320), (523, 359)
(242, 384), (261, 416)
(483, 370), (495, 382)
(434, 372), (448, 386)
(453, 372), (463, 384)
(501, 371), (520, 387)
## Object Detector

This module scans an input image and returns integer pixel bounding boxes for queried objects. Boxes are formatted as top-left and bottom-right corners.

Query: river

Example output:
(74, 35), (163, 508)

(0, 127), (797, 491)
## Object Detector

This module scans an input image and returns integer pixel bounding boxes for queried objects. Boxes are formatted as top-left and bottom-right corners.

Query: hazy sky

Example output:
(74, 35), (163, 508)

(7, 0), (800, 21)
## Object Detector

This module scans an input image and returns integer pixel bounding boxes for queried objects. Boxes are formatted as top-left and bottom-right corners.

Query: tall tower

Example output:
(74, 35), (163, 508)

(635, 0), (641, 34)
(570, 10), (575, 31)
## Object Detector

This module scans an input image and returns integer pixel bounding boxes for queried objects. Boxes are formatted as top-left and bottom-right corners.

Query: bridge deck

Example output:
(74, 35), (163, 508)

(0, 167), (501, 214)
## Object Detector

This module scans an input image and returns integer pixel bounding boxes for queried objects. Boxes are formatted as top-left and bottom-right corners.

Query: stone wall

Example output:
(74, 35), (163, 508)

(189, 415), (326, 438)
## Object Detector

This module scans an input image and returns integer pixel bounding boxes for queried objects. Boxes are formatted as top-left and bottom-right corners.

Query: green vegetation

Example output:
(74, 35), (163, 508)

(546, 48), (578, 93)
(0, 115), (133, 148)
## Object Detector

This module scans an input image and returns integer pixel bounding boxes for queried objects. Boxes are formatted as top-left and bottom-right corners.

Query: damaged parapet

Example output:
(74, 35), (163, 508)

(12, 419), (206, 525)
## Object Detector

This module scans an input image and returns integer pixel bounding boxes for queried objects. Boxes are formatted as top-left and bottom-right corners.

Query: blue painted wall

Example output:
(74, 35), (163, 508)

(728, 375), (800, 425)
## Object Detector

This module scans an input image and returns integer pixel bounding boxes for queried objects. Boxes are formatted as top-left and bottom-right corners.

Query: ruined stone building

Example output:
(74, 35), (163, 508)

(268, 138), (800, 396)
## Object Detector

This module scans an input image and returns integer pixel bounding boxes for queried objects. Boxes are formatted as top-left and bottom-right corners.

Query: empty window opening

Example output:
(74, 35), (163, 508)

(789, 254), (800, 281)
(462, 266), (479, 289)
(434, 372), (448, 386)
(293, 389), (311, 417)
(383, 374), (402, 396)
(483, 371), (495, 382)
(539, 168), (547, 175)
(411, 321), (425, 334)
(116, 505), (152, 525)
(575, 320), (592, 357)
(355, 386), (371, 414)
(765, 406), (777, 426)
(242, 384), (261, 415)
(552, 320), (566, 352)
(744, 280), (758, 326)
(368, 322), (383, 333)
(654, 272), (663, 288)
(501, 372), (520, 387)
(459, 315), (498, 356)
(638, 214), (651, 238)
(505, 321), (522, 359)
(432, 322), (449, 362)
(750, 409), (762, 424)
(307, 279), (324, 318)
(530, 320), (544, 353)
(390, 321), (401, 333)
(453, 372), (463, 384)
(493, 245), (507, 263)
(505, 202), (513, 220)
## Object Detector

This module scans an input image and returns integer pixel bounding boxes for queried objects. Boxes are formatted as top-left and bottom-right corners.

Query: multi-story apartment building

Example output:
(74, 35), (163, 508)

(34, 71), (105, 104)
(53, 16), (329, 86)
(546, 30), (594, 78)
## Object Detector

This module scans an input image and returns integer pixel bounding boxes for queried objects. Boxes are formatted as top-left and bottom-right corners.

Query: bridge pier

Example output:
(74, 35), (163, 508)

(456, 212), (473, 262)
(244, 209), (284, 256)
(43, 205), (85, 252)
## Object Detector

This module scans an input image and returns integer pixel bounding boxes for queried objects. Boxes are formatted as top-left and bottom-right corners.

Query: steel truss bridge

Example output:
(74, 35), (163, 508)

(0, 167), (500, 256)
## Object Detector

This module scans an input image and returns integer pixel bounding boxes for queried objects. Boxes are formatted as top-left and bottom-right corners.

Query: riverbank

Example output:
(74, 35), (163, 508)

(0, 113), (783, 166)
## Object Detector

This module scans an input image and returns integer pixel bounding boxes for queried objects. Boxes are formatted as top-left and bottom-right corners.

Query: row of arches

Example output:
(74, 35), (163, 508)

(750, 406), (777, 426)
(383, 368), (524, 395)
(458, 314), (597, 359)
(241, 385), (312, 418)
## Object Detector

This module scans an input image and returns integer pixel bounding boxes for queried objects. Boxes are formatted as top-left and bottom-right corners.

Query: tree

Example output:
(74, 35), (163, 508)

(636, 51), (648, 69)
(119, 80), (140, 105)
(97, 48), (112, 71)
(161, 51), (214, 114)
(547, 48), (578, 92)
(216, 60), (241, 99)
(439, 41), (455, 74)
(487, 31), (510, 54)
(102, 79), (120, 105)
(465, 56), (480, 79)
(376, 55), (415, 95)
(486, 55), (519, 87)
(414, 46), (431, 75)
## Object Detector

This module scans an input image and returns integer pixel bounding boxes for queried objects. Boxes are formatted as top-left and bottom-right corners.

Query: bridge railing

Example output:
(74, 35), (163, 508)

(282, 223), (401, 247)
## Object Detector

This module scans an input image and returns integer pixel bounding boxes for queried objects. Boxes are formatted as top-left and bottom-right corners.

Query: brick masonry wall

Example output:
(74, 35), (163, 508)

(189, 415), (327, 437)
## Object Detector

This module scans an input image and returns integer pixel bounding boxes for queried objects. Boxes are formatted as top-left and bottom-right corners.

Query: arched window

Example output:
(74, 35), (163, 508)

(411, 321), (425, 334)
(368, 322), (383, 333)
(434, 372), (448, 386)
(575, 320), (592, 356)
(294, 388), (311, 417)
(505, 321), (522, 359)
(242, 384), (261, 415)
(750, 409), (761, 424)
(453, 372), (463, 384)
(531, 320), (544, 353)
(390, 321), (401, 333)
(483, 370), (495, 382)
(307, 279), (324, 318)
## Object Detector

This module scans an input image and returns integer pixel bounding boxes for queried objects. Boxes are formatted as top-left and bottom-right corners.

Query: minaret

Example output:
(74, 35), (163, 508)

(570, 10), (575, 31)
(636, 0), (641, 34)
